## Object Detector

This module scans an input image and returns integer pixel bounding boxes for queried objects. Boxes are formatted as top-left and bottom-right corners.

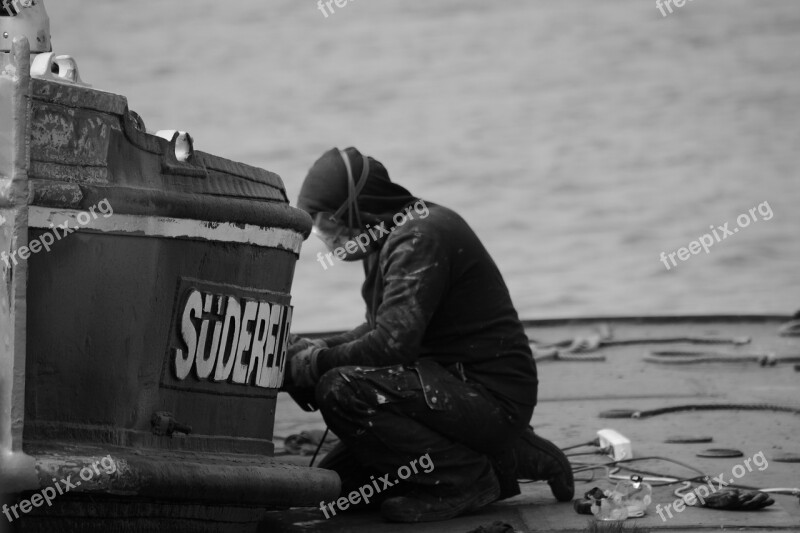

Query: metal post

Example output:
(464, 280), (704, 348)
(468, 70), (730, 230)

(0, 36), (38, 499)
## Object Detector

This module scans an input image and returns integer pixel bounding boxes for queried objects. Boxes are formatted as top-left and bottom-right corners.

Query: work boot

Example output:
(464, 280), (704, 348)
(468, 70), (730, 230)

(381, 465), (501, 523)
(514, 427), (574, 502)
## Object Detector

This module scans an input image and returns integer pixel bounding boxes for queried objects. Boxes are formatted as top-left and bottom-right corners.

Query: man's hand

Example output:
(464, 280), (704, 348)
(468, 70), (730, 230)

(282, 336), (327, 411)
(289, 345), (323, 388)
(288, 334), (327, 358)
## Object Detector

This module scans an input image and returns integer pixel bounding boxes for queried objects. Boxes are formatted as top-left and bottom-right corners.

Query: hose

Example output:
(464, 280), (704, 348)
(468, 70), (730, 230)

(533, 349), (606, 362)
(608, 336), (750, 346)
(644, 350), (800, 366)
(537, 333), (750, 350)
(599, 403), (800, 419)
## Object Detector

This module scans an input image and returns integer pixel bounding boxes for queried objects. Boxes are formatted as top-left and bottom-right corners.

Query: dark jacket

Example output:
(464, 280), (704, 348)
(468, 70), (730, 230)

(316, 202), (538, 406)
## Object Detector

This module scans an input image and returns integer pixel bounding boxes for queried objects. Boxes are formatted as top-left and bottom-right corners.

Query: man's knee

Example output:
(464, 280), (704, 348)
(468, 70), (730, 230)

(315, 367), (358, 410)
(316, 366), (397, 418)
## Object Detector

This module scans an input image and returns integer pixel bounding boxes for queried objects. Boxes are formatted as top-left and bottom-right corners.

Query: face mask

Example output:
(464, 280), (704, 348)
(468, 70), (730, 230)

(312, 212), (361, 252)
(311, 149), (371, 258)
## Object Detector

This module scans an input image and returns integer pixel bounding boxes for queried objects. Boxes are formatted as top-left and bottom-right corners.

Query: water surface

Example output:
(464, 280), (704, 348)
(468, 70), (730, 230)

(48, 0), (800, 332)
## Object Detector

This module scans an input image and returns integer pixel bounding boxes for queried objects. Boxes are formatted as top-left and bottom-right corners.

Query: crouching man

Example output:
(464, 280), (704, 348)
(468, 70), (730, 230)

(286, 147), (573, 523)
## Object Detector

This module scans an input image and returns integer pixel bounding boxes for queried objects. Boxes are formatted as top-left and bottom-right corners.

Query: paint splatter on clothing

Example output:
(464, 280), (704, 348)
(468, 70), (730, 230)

(317, 203), (537, 406)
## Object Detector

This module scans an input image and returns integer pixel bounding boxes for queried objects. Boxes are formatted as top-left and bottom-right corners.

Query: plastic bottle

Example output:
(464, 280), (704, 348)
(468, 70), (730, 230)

(590, 490), (628, 521)
(614, 475), (653, 517)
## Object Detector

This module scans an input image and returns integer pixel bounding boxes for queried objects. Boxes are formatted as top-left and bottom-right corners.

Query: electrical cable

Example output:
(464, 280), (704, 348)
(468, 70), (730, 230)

(566, 449), (611, 458)
(309, 427), (329, 468)
(560, 438), (600, 452)
(553, 437), (799, 498)
(609, 466), (703, 487)
(571, 455), (707, 478)
(569, 454), (800, 497)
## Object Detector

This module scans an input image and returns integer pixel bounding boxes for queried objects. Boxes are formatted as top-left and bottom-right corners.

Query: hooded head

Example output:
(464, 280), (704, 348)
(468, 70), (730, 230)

(298, 147), (418, 260)
(297, 147), (417, 224)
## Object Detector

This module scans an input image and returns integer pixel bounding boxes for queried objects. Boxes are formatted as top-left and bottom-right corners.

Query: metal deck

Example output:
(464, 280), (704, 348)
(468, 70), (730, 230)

(269, 316), (800, 532)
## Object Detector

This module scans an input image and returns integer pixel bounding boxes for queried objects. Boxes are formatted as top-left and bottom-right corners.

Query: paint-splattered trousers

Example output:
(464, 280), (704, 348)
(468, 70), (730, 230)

(315, 359), (535, 501)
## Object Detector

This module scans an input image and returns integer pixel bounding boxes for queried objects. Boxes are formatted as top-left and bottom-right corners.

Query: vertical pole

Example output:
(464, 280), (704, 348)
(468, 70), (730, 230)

(0, 36), (38, 502)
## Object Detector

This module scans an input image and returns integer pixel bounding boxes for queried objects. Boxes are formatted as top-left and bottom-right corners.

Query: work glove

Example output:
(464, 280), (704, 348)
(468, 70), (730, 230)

(288, 334), (327, 356)
(283, 336), (328, 411)
(288, 344), (323, 389)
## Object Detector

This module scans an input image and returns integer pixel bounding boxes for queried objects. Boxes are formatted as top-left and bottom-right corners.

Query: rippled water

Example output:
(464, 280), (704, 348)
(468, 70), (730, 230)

(48, 0), (800, 332)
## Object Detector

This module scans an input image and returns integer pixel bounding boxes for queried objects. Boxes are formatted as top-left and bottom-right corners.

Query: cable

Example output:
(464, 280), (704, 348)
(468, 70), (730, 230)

(560, 438), (600, 452)
(566, 449), (611, 458)
(309, 427), (329, 468)
(520, 468), (599, 484)
(564, 440), (800, 499)
(571, 456), (707, 478)
(600, 403), (800, 419)
(572, 455), (800, 497)
(609, 466), (705, 487)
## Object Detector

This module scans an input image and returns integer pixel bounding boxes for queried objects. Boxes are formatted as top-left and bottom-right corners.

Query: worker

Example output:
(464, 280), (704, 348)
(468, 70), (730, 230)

(287, 147), (573, 523)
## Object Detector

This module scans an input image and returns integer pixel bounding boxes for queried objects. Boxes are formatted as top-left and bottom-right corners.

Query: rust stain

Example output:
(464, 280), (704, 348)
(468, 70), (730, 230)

(30, 104), (111, 168)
